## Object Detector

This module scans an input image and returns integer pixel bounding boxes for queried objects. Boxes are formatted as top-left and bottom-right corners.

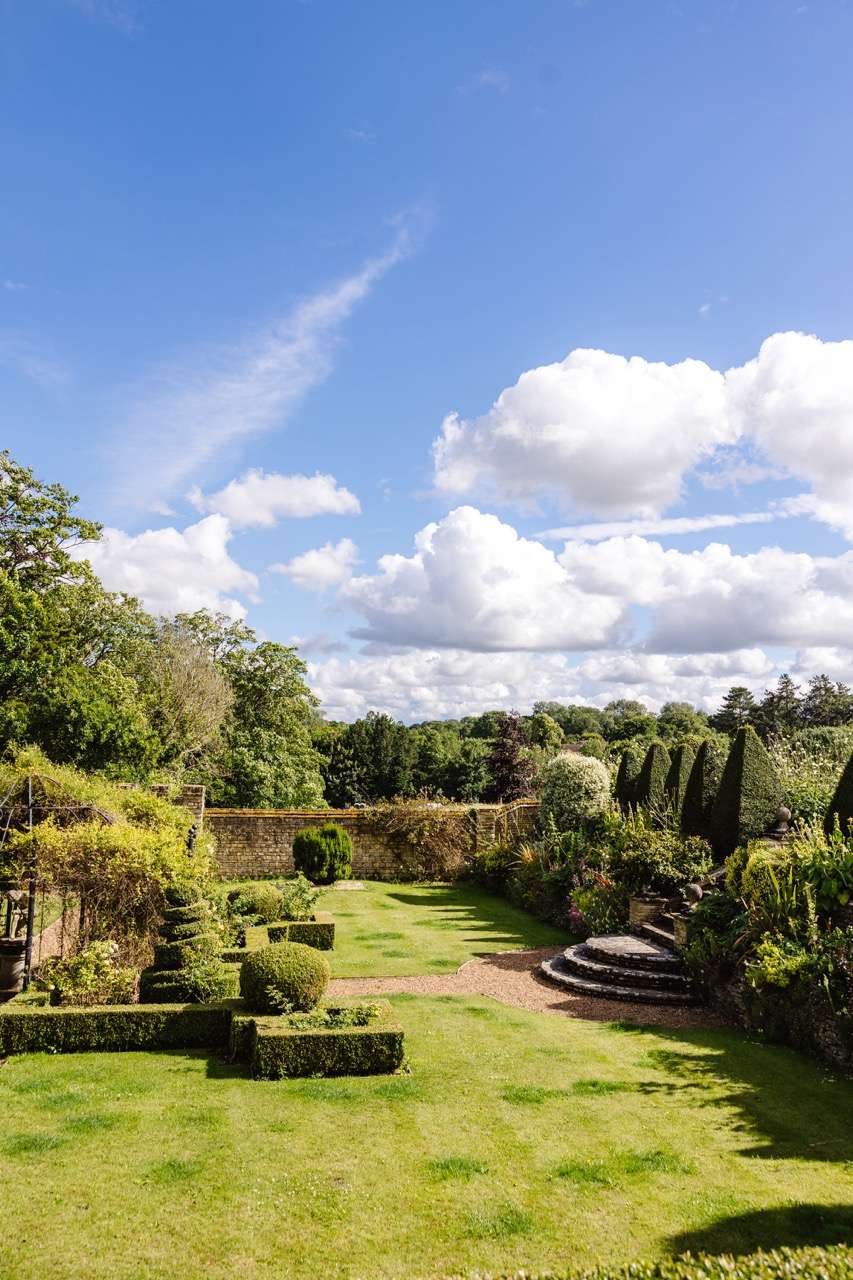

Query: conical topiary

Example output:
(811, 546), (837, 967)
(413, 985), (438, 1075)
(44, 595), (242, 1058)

(139, 887), (231, 1003)
(614, 746), (643, 814)
(681, 738), (726, 839)
(664, 743), (695, 822)
(709, 726), (783, 858)
(825, 751), (853, 836)
(634, 742), (671, 816)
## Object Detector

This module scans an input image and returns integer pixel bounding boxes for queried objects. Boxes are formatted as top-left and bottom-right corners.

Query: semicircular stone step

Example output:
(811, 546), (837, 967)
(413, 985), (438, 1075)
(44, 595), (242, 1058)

(540, 954), (697, 1006)
(584, 933), (683, 973)
(562, 943), (691, 994)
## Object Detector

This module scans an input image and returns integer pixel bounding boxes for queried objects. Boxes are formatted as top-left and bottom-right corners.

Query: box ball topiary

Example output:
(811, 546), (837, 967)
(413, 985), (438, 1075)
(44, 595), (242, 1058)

(292, 823), (353, 885)
(239, 941), (330, 1014)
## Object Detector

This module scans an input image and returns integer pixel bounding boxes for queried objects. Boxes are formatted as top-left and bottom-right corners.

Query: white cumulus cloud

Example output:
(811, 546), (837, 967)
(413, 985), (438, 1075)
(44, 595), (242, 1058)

(342, 506), (624, 651)
(76, 515), (258, 619)
(191, 469), (361, 528)
(433, 331), (853, 538)
(271, 538), (359, 592)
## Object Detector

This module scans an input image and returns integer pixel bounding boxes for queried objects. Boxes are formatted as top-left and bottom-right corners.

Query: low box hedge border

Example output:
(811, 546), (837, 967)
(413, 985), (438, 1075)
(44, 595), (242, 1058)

(267, 912), (335, 950)
(243, 999), (404, 1079)
(441, 1244), (853, 1280)
(0, 1001), (239, 1055)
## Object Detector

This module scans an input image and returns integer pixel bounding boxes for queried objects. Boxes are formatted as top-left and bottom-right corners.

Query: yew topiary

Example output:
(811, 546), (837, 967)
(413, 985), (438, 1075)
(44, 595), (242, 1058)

(292, 823), (353, 885)
(825, 750), (853, 836)
(710, 726), (783, 858)
(634, 742), (671, 815)
(614, 747), (643, 814)
(239, 941), (330, 1014)
(681, 738), (726, 839)
(664, 743), (695, 822)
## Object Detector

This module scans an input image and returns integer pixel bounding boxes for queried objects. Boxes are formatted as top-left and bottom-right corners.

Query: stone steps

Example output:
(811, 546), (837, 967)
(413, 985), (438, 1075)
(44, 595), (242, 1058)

(639, 920), (677, 948)
(540, 933), (696, 1006)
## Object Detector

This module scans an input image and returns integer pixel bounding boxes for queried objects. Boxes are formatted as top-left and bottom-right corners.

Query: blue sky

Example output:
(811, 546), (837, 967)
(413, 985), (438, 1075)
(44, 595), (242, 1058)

(3, 0), (853, 720)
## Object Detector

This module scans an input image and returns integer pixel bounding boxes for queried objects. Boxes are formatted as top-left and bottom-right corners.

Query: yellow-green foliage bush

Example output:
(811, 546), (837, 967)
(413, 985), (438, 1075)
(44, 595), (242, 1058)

(0, 747), (215, 950)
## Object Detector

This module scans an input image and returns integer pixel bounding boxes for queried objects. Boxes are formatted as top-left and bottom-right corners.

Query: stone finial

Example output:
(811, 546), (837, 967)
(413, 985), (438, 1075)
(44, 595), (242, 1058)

(765, 804), (792, 843)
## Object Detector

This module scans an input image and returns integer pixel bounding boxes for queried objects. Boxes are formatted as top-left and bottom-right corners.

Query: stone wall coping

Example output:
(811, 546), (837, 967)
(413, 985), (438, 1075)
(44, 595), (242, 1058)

(206, 801), (538, 818)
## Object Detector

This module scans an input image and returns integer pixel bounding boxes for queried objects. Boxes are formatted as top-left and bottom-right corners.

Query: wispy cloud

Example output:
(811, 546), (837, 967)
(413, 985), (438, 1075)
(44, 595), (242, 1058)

(460, 68), (510, 94)
(0, 332), (69, 388)
(63, 0), (139, 34)
(111, 220), (420, 508)
(3, 280), (28, 293)
(536, 509), (791, 542)
(345, 127), (374, 144)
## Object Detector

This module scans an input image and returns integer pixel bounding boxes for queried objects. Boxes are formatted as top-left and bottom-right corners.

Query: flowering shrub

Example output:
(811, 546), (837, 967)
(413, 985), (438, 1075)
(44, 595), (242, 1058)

(40, 940), (137, 1006)
(539, 754), (611, 833)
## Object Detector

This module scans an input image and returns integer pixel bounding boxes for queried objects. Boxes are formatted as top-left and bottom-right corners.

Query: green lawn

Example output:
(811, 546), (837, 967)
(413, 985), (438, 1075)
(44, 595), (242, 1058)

(0, 997), (850, 1280)
(318, 880), (571, 976)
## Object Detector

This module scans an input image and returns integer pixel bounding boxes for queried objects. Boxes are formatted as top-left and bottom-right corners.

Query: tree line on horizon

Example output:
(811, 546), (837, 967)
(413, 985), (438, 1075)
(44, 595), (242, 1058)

(2, 448), (851, 810)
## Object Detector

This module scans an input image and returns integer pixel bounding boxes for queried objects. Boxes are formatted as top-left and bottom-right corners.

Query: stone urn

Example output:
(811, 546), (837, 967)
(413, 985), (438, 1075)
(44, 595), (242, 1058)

(0, 937), (27, 1000)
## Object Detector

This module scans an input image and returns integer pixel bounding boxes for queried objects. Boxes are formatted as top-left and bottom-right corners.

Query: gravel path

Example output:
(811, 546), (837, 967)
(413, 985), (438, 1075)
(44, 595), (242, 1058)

(329, 947), (723, 1030)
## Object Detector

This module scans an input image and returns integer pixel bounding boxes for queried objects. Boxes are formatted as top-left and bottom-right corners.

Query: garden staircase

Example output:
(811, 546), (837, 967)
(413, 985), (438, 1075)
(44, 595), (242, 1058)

(540, 917), (696, 1006)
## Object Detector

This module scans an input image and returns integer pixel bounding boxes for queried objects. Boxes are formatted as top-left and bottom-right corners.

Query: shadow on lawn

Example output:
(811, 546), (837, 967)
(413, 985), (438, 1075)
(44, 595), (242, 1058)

(385, 887), (569, 954)
(667, 1203), (853, 1256)
(630, 1026), (853, 1165)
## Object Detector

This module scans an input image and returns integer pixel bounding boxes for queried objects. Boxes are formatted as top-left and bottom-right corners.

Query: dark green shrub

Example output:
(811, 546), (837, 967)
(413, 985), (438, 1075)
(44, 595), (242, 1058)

(825, 750), (853, 836)
(239, 941), (330, 1014)
(710, 726), (783, 858)
(614, 746), (643, 813)
(246, 1001), (404, 1079)
(0, 1002), (234, 1055)
(142, 894), (229, 1002)
(139, 957), (238, 1003)
(633, 742), (671, 815)
(153, 933), (219, 969)
(227, 882), (284, 923)
(267, 914), (335, 950)
(292, 823), (353, 884)
(681, 739), (726, 838)
(664, 743), (695, 822)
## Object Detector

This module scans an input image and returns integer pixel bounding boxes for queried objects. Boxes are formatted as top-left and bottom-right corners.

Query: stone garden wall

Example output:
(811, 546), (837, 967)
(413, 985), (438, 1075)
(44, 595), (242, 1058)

(205, 802), (538, 881)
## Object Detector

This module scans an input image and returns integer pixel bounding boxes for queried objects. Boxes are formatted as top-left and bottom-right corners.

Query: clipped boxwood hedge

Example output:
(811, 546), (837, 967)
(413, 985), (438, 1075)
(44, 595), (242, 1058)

(634, 742), (671, 813)
(239, 941), (330, 1014)
(245, 1000), (404, 1079)
(614, 746), (643, 813)
(267, 912), (335, 950)
(442, 1245), (853, 1280)
(0, 1002), (236, 1055)
(664, 743), (695, 821)
(681, 738), (725, 839)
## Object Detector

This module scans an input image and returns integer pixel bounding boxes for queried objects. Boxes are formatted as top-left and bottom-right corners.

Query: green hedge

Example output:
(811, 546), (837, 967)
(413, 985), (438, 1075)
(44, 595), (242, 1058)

(710, 726), (783, 858)
(664, 744), (695, 821)
(235, 999), (404, 1079)
(825, 750), (853, 836)
(267, 912), (335, 950)
(681, 739), (725, 839)
(0, 1001), (237, 1055)
(634, 742), (671, 813)
(138, 967), (239, 1003)
(614, 746), (643, 813)
(443, 1245), (853, 1279)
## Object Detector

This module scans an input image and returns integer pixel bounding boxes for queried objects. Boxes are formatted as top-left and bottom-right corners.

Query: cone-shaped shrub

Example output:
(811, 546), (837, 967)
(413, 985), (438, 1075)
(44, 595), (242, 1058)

(681, 738), (725, 839)
(614, 747), (643, 814)
(292, 823), (353, 885)
(825, 751), (853, 836)
(634, 742), (671, 815)
(664, 743), (695, 822)
(710, 726), (783, 858)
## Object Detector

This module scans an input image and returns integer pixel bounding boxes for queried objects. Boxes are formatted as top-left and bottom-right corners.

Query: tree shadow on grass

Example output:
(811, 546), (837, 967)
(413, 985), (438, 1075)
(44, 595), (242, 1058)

(667, 1203), (853, 1256)
(384, 886), (569, 953)
(629, 1026), (853, 1164)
